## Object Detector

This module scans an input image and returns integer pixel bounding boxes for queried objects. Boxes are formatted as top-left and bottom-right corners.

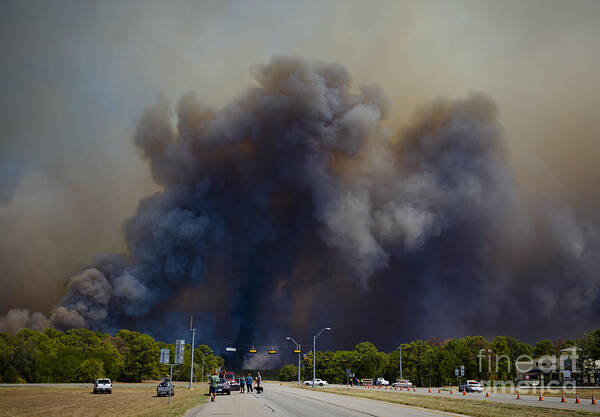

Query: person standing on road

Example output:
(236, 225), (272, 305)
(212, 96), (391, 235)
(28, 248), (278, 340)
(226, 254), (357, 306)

(246, 373), (253, 393)
(209, 371), (219, 402)
(240, 376), (245, 393)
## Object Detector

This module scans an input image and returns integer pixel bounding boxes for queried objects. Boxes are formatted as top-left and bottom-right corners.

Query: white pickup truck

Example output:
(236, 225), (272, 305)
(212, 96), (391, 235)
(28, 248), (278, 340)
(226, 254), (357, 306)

(93, 378), (112, 394)
(376, 377), (389, 386)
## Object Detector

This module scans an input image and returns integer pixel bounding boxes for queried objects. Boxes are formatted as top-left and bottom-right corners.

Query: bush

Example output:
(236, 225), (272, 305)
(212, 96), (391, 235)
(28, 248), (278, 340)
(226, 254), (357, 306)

(3, 366), (19, 383)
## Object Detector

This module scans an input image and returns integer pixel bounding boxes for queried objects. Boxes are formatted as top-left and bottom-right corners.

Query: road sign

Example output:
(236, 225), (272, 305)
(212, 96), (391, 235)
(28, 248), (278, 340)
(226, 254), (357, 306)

(460, 365), (465, 376)
(160, 348), (170, 364)
(175, 339), (185, 364)
(346, 368), (351, 375)
(268, 349), (277, 354)
(455, 369), (459, 376)
(293, 349), (301, 354)
(226, 347), (237, 352)
(249, 348), (257, 353)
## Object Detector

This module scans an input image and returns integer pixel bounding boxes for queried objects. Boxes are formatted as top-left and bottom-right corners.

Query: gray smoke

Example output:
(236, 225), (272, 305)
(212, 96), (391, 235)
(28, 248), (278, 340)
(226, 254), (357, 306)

(2, 56), (599, 347)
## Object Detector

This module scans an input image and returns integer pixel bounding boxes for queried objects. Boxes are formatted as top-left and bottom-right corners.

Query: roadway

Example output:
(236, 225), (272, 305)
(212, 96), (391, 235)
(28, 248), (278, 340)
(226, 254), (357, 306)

(185, 383), (463, 417)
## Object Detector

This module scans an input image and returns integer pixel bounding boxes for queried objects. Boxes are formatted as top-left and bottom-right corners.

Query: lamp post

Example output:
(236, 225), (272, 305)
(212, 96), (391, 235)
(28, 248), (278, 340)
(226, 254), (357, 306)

(313, 327), (332, 387)
(286, 337), (302, 385)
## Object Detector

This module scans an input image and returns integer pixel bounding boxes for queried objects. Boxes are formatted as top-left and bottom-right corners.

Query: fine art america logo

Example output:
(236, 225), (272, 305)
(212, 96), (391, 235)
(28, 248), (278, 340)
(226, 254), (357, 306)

(475, 347), (579, 391)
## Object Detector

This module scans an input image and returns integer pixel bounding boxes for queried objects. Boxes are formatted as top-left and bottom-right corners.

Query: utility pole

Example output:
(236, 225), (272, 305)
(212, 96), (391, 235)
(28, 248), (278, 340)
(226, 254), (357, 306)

(399, 345), (403, 381)
(286, 337), (302, 385)
(201, 354), (205, 382)
(313, 327), (332, 387)
(189, 316), (196, 389)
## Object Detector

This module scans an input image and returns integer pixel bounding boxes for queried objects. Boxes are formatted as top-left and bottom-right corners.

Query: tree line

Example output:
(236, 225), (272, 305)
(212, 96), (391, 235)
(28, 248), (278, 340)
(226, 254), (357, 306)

(0, 328), (223, 383)
(280, 330), (600, 386)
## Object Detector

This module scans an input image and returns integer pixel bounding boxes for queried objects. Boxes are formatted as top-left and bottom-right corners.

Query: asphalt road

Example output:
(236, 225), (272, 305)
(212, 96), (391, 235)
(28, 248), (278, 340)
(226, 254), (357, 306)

(186, 383), (462, 417)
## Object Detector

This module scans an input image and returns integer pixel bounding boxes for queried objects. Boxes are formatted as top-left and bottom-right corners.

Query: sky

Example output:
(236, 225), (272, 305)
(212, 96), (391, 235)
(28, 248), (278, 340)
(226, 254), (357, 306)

(1, 0), (599, 351)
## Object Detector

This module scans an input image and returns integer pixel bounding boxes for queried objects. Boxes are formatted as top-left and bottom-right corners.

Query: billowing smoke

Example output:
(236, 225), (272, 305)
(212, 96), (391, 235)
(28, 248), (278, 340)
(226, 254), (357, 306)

(2, 56), (599, 347)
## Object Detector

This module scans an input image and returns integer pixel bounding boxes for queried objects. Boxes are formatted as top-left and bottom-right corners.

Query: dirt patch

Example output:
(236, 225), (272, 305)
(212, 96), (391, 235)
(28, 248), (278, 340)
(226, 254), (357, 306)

(0, 385), (208, 417)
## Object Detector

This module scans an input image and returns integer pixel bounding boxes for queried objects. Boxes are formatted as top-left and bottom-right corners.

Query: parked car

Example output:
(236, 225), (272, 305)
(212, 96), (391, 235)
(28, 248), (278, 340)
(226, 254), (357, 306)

(392, 379), (413, 388)
(217, 378), (231, 395)
(376, 377), (389, 386)
(459, 380), (484, 392)
(93, 378), (112, 394)
(157, 379), (174, 397)
(229, 377), (240, 391)
(304, 378), (328, 386)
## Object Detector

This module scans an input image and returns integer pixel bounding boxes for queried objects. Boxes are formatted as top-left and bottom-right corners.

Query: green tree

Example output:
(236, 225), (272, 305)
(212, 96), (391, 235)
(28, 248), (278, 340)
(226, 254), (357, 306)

(579, 329), (600, 376)
(534, 340), (555, 357)
(353, 342), (384, 379)
(78, 358), (105, 382)
(116, 330), (160, 382)
(279, 364), (298, 381)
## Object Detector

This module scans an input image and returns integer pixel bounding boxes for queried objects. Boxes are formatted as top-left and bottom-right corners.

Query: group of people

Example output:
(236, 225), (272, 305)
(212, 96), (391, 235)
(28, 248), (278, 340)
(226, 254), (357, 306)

(208, 370), (262, 402)
(239, 371), (261, 393)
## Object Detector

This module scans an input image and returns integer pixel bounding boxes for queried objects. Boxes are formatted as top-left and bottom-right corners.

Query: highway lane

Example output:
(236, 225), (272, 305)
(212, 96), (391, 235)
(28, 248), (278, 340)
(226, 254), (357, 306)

(187, 383), (463, 417)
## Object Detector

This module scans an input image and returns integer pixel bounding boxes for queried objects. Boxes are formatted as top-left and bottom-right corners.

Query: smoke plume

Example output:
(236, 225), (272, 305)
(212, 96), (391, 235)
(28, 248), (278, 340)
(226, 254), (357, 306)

(2, 56), (599, 348)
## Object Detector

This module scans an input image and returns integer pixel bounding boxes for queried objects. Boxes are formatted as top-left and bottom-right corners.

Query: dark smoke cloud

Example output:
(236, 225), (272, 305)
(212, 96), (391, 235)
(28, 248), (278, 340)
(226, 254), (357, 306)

(2, 56), (599, 350)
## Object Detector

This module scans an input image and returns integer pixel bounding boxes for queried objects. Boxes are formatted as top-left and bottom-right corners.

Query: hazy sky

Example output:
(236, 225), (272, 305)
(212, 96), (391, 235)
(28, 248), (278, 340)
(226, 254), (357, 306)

(1, 0), (599, 339)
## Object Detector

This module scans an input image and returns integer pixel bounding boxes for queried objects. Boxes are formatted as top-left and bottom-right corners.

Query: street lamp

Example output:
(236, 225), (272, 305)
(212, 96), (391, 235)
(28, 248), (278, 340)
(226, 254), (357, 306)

(286, 337), (301, 385)
(313, 327), (332, 387)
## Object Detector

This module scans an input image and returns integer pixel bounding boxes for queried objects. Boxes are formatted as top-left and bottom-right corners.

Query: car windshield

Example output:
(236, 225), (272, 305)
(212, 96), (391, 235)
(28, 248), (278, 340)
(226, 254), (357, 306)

(98, 379), (110, 384)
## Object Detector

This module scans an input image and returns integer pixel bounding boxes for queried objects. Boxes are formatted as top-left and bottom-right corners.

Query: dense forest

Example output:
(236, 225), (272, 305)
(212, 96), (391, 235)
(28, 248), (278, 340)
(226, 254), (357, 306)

(1, 328), (598, 385)
(280, 330), (600, 386)
(0, 328), (223, 383)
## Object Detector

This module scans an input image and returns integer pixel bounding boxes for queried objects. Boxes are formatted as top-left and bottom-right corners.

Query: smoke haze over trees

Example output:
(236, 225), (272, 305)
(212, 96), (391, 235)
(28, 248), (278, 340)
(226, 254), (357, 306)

(1, 2), (600, 351)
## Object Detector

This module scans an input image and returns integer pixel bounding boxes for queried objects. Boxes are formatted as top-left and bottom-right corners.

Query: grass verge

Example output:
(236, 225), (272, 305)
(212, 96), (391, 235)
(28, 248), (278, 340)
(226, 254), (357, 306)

(0, 384), (209, 417)
(309, 387), (598, 417)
